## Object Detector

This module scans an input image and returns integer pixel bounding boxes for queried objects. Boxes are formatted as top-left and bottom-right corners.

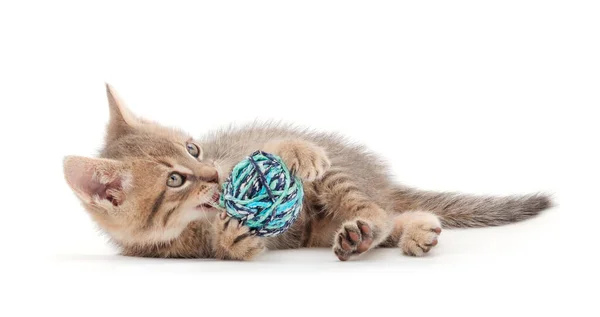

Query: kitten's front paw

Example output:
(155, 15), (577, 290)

(213, 212), (265, 260)
(264, 139), (331, 182)
(399, 213), (442, 257)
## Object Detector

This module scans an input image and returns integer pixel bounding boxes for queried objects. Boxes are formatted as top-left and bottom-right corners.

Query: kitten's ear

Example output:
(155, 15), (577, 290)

(105, 83), (141, 142)
(63, 155), (132, 208)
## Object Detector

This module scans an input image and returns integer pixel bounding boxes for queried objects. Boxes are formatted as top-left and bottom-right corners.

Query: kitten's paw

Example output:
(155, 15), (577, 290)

(264, 139), (331, 182)
(214, 212), (265, 260)
(333, 219), (375, 261)
(398, 213), (442, 257)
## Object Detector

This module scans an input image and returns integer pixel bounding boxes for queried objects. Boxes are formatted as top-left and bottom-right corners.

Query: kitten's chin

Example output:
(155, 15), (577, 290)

(196, 204), (216, 210)
(195, 205), (220, 215)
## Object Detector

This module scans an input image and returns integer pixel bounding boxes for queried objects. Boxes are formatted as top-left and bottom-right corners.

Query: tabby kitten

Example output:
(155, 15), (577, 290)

(63, 84), (551, 261)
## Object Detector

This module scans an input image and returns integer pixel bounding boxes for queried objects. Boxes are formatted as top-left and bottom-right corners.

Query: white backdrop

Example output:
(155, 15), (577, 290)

(1, 1), (598, 316)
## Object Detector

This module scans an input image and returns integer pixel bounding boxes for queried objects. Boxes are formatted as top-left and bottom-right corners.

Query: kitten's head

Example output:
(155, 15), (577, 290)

(63, 84), (220, 246)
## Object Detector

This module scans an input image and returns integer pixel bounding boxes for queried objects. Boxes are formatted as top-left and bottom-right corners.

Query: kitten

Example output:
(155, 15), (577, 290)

(63, 84), (552, 261)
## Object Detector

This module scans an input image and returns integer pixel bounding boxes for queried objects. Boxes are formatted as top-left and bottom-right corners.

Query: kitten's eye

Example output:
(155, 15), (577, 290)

(186, 143), (200, 158)
(167, 173), (186, 187)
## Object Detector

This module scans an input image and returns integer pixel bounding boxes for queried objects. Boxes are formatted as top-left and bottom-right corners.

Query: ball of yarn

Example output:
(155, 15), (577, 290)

(219, 150), (304, 237)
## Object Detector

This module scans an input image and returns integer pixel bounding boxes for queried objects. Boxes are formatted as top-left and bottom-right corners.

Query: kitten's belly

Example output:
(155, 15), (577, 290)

(265, 211), (340, 250)
(305, 217), (340, 247)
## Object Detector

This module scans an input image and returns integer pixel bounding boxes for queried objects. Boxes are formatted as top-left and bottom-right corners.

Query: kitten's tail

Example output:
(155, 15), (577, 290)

(391, 186), (553, 228)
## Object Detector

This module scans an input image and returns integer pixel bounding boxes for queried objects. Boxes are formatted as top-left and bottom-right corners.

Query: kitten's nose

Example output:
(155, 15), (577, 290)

(198, 166), (219, 183)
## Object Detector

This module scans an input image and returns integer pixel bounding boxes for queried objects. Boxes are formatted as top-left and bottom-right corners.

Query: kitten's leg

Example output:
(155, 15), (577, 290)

(264, 139), (387, 260)
(310, 168), (392, 261)
(212, 212), (265, 260)
(382, 211), (442, 256)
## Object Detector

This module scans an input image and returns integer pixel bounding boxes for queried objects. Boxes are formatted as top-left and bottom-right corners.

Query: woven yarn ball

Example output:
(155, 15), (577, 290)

(219, 150), (304, 237)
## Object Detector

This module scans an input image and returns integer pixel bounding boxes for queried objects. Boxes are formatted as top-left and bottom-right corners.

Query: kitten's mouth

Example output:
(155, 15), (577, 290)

(197, 191), (221, 211)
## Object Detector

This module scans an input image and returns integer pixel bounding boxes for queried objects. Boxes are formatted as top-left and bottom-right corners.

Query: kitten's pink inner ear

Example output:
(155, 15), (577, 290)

(63, 156), (127, 207)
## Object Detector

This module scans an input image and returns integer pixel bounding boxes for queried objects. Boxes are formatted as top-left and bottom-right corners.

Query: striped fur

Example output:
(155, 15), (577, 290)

(63, 84), (554, 261)
(391, 187), (552, 228)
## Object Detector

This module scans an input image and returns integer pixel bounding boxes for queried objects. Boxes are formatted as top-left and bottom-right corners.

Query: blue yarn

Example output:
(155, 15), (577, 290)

(218, 150), (304, 237)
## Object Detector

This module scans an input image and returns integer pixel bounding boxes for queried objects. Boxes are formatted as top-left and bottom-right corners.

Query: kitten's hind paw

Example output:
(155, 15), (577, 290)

(398, 213), (442, 257)
(333, 219), (375, 261)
